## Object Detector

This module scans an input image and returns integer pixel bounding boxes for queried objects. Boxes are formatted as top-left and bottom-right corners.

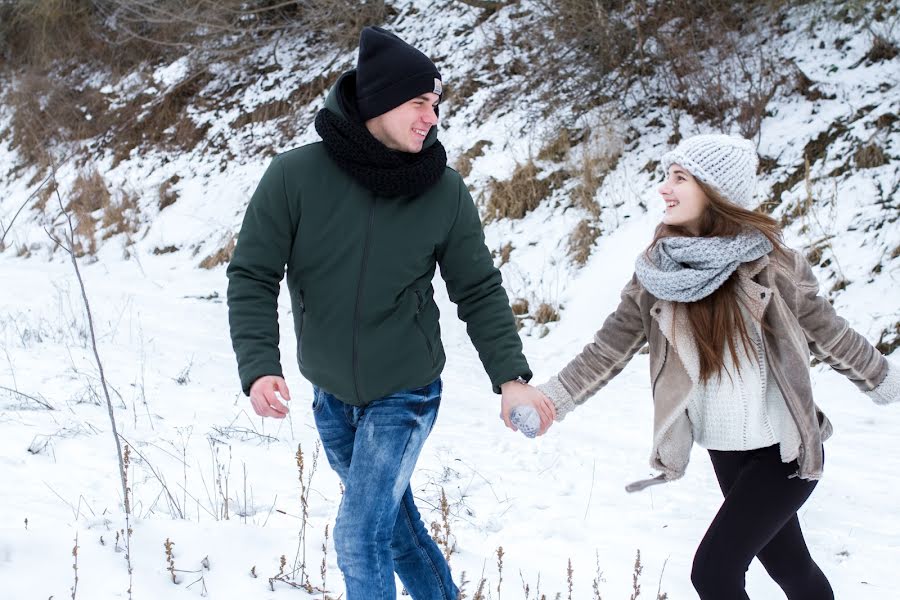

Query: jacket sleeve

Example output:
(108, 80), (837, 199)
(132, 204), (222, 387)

(790, 250), (889, 393)
(540, 275), (647, 419)
(226, 156), (300, 395)
(436, 177), (531, 393)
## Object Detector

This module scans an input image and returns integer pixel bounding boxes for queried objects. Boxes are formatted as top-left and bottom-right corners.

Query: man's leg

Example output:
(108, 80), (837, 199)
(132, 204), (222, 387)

(691, 445), (830, 600)
(391, 485), (459, 599)
(315, 380), (454, 600)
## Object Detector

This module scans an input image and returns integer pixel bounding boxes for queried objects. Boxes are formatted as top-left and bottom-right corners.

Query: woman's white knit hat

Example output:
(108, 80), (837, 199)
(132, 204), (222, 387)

(661, 134), (759, 209)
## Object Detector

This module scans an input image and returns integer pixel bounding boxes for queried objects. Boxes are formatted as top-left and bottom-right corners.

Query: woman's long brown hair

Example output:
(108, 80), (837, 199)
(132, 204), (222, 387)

(647, 179), (786, 383)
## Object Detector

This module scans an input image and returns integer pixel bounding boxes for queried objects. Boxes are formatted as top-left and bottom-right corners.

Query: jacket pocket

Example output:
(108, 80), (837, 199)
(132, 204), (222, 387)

(296, 291), (306, 365)
(650, 338), (668, 396)
(414, 289), (437, 367)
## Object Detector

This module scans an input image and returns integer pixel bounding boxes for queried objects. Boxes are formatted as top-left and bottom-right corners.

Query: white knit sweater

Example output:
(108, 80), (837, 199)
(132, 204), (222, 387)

(687, 308), (801, 462)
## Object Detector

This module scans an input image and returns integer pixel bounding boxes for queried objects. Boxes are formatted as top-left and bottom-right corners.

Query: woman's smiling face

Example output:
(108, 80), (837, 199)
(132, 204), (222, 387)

(658, 164), (709, 235)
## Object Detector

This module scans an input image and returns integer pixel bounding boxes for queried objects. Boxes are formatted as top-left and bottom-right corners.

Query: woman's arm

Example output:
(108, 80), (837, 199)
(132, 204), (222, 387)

(538, 274), (648, 420)
(789, 250), (897, 403)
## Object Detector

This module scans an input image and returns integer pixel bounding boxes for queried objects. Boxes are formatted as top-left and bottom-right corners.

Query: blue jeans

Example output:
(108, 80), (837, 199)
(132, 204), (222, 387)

(312, 379), (458, 600)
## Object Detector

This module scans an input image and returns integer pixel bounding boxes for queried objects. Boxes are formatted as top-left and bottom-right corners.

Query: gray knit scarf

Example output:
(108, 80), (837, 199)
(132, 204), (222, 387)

(635, 230), (773, 302)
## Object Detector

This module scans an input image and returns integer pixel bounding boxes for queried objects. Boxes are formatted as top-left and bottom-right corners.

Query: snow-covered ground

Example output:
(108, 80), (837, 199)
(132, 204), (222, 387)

(1, 204), (898, 599)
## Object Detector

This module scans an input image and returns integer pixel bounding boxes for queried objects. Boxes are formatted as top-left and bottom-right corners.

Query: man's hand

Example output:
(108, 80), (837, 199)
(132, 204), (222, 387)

(500, 380), (556, 435)
(250, 375), (291, 418)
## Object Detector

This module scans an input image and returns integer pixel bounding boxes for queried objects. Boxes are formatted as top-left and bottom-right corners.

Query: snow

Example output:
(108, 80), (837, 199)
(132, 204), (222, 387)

(1, 0), (899, 598)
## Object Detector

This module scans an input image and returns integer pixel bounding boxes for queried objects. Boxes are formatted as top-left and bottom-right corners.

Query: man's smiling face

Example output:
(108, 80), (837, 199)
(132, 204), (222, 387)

(364, 92), (440, 153)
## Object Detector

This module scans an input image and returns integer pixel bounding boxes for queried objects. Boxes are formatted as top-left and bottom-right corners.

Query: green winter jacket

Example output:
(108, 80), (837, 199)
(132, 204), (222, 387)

(226, 78), (530, 406)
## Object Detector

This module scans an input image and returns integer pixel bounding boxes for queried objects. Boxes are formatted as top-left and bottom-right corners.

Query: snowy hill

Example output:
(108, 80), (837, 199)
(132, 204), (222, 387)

(1, 1), (898, 598)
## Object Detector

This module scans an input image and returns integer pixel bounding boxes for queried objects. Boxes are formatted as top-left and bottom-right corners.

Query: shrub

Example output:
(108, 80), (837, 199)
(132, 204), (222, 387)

(484, 161), (564, 222)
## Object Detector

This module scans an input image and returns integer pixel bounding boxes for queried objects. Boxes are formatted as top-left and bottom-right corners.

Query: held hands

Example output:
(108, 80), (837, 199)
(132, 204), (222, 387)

(249, 375), (291, 418)
(500, 379), (556, 437)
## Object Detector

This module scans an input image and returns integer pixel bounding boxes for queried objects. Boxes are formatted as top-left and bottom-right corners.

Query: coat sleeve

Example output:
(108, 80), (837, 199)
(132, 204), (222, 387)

(436, 176), (531, 393)
(226, 156), (300, 395)
(790, 250), (889, 393)
(540, 275), (647, 419)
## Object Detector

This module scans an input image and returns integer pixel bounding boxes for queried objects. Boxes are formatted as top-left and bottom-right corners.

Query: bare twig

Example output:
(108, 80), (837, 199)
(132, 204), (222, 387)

(0, 170), (56, 247)
(0, 384), (54, 410)
(70, 532), (79, 599)
(46, 166), (133, 597)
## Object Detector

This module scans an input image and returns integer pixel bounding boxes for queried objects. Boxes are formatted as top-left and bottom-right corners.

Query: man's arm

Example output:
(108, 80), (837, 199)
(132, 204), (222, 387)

(436, 176), (556, 431)
(436, 176), (531, 391)
(226, 156), (300, 399)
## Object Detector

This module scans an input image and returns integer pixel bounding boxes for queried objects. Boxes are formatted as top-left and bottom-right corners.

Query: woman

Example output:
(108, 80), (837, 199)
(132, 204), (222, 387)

(534, 134), (898, 599)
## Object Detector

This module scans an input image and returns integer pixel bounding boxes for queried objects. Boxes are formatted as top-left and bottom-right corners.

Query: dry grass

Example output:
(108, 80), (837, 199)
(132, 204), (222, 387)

(100, 191), (140, 241)
(59, 168), (143, 254)
(440, 77), (484, 120)
(876, 321), (900, 355)
(199, 234), (237, 269)
(495, 241), (513, 267)
(66, 169), (111, 256)
(7, 72), (110, 169)
(484, 161), (564, 222)
(865, 34), (899, 63)
(230, 69), (341, 132)
(532, 302), (560, 325)
(158, 176), (181, 211)
(455, 140), (492, 178)
(568, 219), (601, 266)
(507, 0), (791, 139)
(1, 1), (379, 177)
(854, 142), (889, 169)
(572, 123), (623, 216)
(112, 71), (214, 166)
(510, 298), (529, 316)
(538, 129), (575, 163)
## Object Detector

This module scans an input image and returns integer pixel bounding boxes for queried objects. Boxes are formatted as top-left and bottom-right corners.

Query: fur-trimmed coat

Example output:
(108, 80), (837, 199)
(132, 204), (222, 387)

(538, 247), (897, 488)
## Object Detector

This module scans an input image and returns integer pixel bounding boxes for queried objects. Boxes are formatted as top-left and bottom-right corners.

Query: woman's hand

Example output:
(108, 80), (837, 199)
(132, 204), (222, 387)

(499, 380), (556, 435)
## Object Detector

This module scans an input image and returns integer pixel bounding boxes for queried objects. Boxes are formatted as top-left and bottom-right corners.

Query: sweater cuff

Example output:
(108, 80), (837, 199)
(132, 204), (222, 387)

(865, 360), (900, 405)
(536, 376), (577, 421)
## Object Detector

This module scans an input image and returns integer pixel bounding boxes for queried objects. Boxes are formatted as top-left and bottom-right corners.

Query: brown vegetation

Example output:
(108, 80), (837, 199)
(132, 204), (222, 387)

(63, 168), (142, 255)
(532, 302), (560, 325)
(158, 176), (180, 211)
(199, 234), (237, 269)
(484, 161), (564, 222)
(508, 0), (793, 139)
(854, 142), (889, 169)
(455, 140), (492, 178)
(1, 1), (388, 174)
(568, 219), (601, 266)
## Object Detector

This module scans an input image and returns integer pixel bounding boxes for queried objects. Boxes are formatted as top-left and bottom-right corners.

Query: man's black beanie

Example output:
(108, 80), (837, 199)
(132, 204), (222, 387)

(355, 26), (442, 122)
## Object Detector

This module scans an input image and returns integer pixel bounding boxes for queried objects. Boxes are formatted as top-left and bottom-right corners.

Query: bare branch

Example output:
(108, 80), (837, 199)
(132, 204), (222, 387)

(0, 384), (54, 410)
(0, 169), (56, 247)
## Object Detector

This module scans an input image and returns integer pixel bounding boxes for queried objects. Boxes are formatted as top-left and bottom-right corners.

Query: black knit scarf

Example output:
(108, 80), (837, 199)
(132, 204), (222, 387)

(314, 81), (447, 198)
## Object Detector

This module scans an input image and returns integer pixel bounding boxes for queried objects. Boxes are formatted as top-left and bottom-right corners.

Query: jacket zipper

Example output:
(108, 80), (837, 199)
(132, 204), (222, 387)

(352, 202), (376, 404)
(414, 290), (436, 366)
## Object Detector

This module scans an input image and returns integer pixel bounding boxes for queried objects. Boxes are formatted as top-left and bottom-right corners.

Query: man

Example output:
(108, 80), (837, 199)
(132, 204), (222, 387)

(227, 26), (554, 599)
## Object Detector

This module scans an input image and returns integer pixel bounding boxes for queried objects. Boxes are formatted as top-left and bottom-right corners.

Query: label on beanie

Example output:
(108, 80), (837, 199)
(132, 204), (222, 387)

(433, 78), (443, 96)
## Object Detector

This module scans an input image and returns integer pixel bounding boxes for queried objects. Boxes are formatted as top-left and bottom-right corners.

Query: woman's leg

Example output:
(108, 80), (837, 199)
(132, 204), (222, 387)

(691, 445), (833, 600)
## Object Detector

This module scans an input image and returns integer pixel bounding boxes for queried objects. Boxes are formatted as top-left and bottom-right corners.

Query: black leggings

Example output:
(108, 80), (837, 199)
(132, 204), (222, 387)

(691, 444), (834, 600)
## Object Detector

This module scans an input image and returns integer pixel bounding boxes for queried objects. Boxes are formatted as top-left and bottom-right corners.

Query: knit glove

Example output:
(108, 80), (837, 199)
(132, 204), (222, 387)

(536, 376), (577, 421)
(865, 360), (900, 405)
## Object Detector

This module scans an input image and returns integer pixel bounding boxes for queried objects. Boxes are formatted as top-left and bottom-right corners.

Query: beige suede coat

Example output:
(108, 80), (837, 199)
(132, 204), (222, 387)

(539, 248), (893, 488)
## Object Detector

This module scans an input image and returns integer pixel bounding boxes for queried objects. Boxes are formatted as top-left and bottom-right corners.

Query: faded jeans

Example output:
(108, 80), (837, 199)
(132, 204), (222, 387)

(312, 378), (458, 600)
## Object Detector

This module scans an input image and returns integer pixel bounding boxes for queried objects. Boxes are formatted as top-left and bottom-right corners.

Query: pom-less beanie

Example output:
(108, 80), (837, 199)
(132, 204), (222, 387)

(355, 26), (443, 122)
(661, 134), (759, 209)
